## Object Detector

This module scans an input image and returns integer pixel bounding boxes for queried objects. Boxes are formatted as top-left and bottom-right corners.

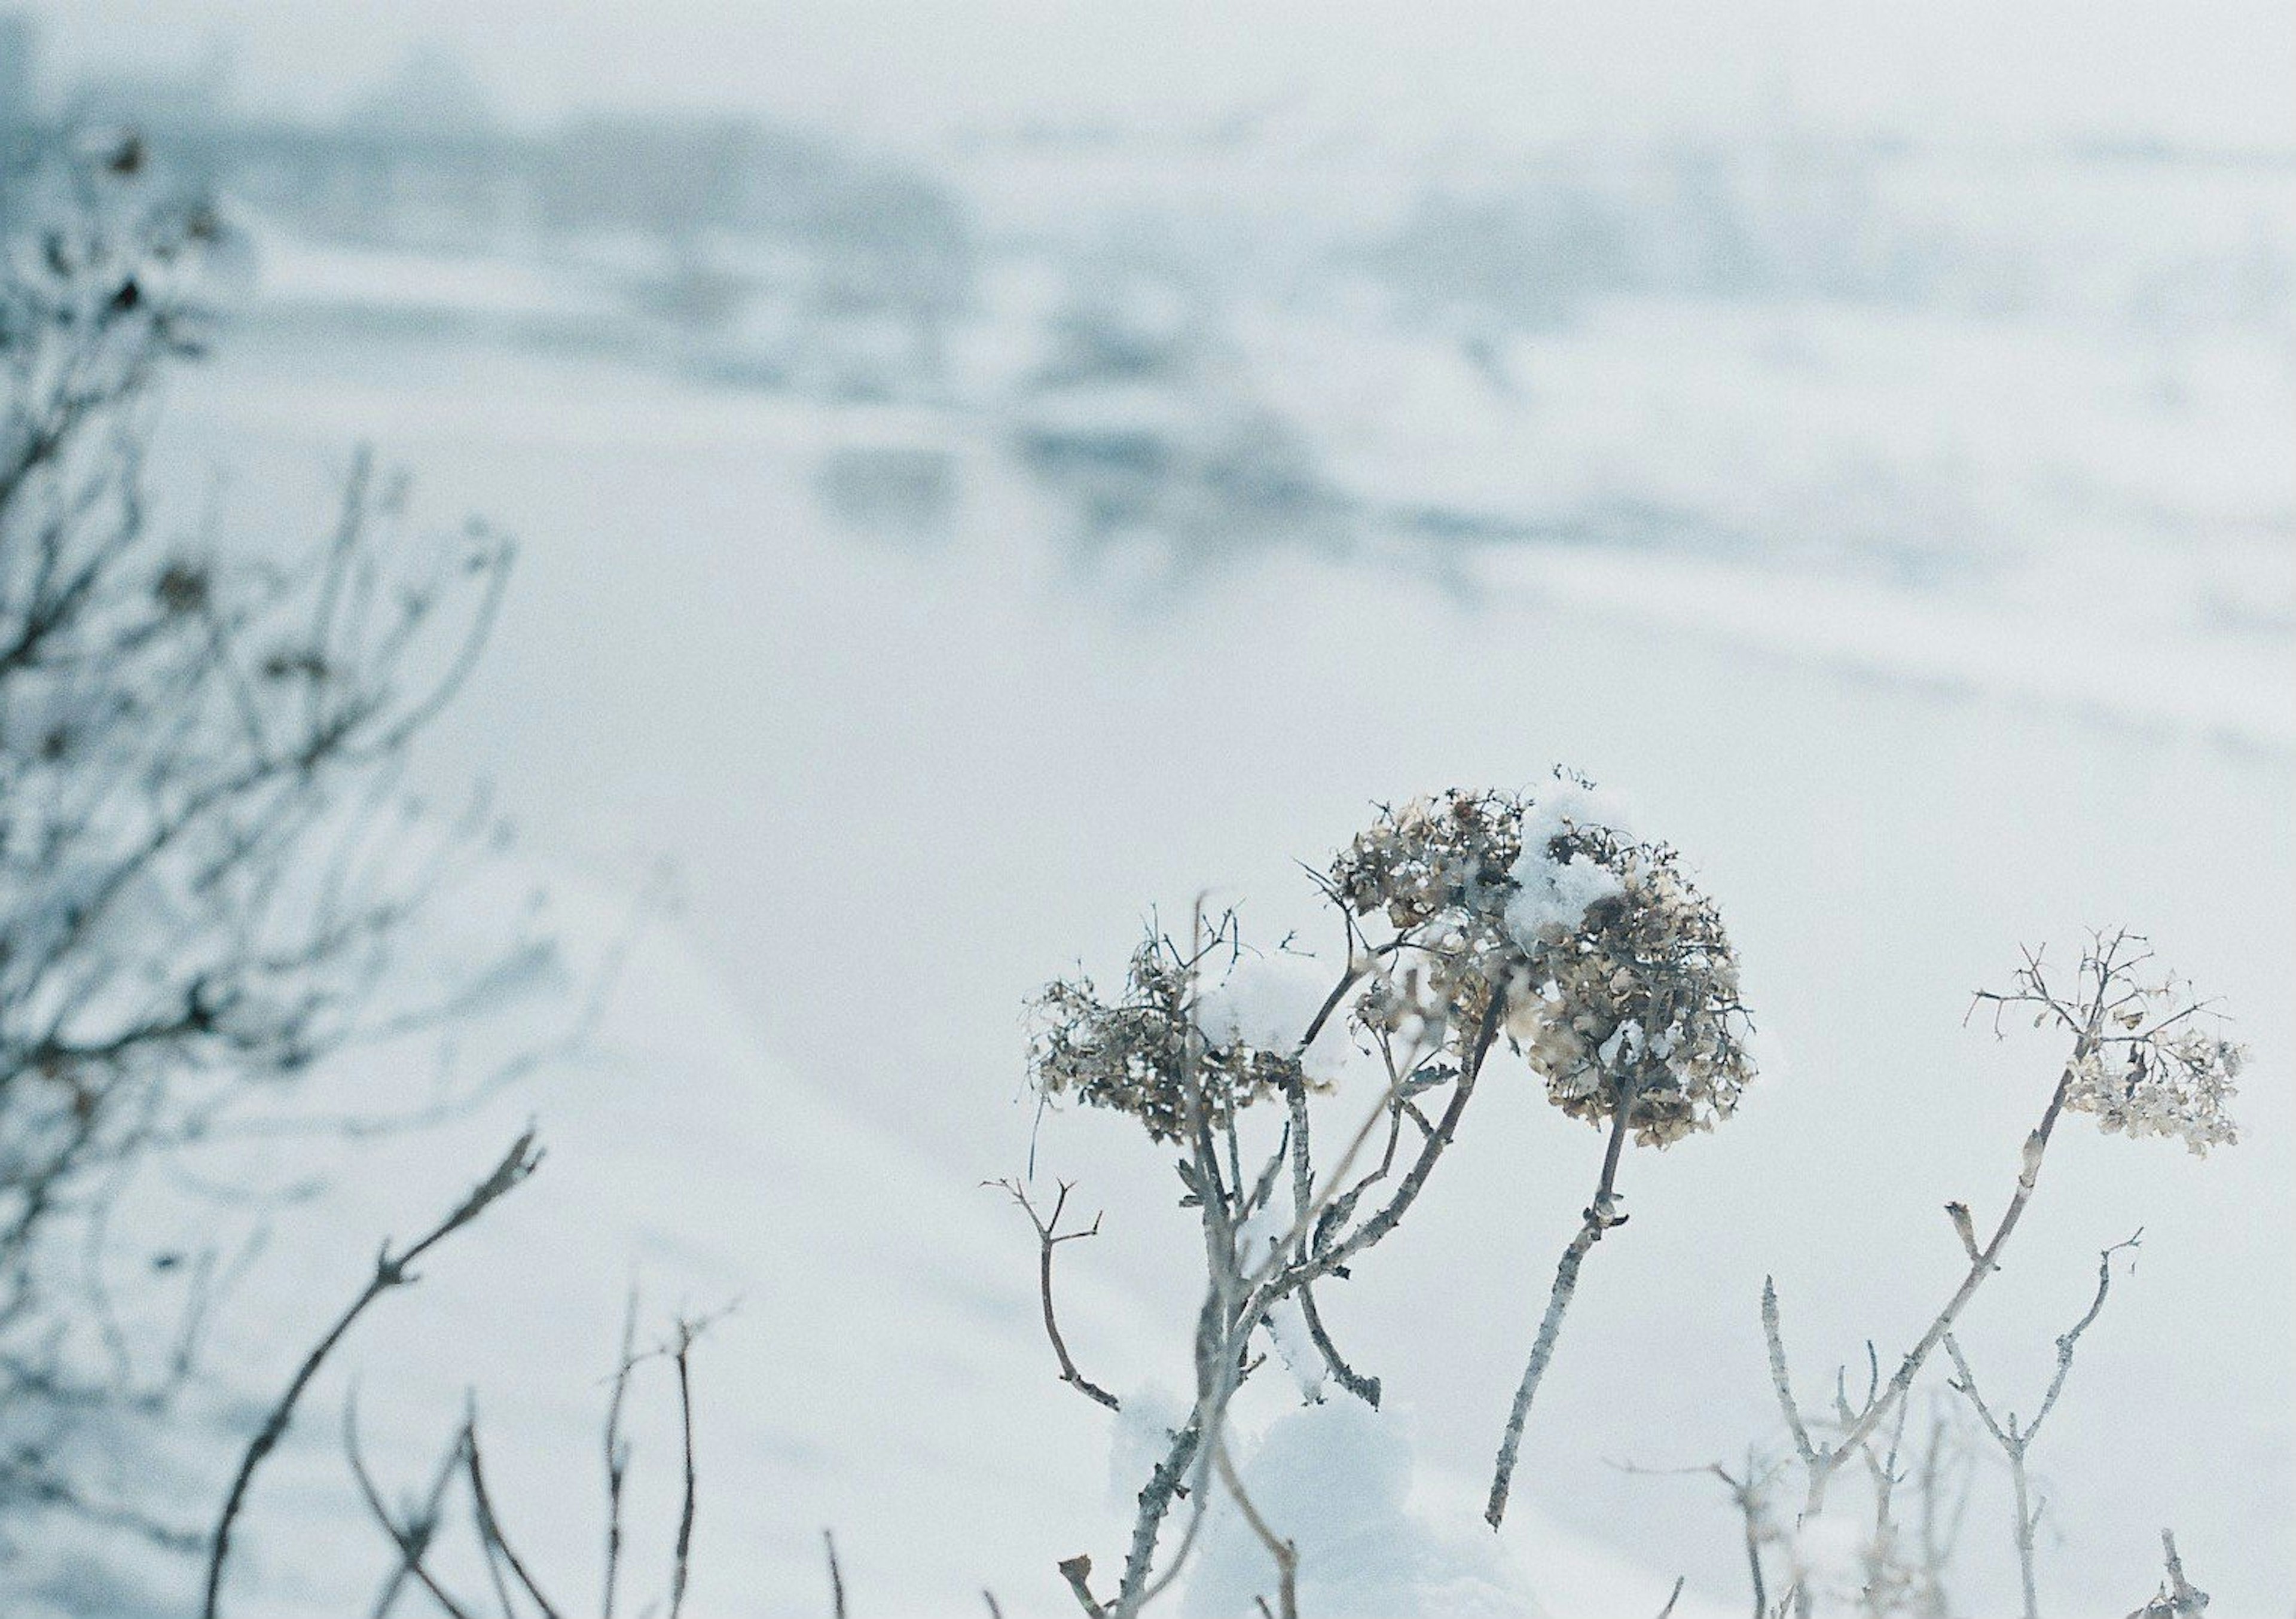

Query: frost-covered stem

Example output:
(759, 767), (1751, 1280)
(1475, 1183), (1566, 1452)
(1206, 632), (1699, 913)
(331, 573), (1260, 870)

(1763, 1279), (1821, 1471)
(1084, 955), (1506, 1616)
(1940, 1232), (2134, 1619)
(1794, 1032), (2089, 1532)
(1104, 968), (1246, 1619)
(1107, 1401), (1207, 1614)
(2149, 1529), (2207, 1615)
(2008, 1449), (2038, 1619)
(2029, 1235), (2135, 1440)
(1293, 989), (1505, 1288)
(1485, 1067), (1638, 1529)
(1283, 1083), (1380, 1407)
(1296, 1287), (1378, 1406)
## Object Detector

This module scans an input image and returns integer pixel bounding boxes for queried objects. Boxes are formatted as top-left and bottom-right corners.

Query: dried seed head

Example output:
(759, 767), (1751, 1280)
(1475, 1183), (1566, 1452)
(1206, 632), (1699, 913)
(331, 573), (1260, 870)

(1332, 775), (1757, 1145)
(1506, 832), (1755, 1145)
(2064, 1013), (2243, 1156)
(1985, 937), (2244, 1158)
(1028, 931), (1311, 1144)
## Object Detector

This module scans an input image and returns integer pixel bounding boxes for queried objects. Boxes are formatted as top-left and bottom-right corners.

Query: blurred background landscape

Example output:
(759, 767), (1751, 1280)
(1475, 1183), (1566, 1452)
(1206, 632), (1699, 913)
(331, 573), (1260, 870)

(4, 4), (2290, 1616)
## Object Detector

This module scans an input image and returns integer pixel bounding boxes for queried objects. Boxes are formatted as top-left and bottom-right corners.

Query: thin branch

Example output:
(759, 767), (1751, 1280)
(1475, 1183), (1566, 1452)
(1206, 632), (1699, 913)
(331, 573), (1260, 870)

(1211, 1432), (1297, 1619)
(601, 1287), (639, 1619)
(825, 1529), (847, 1619)
(344, 1398), (480, 1619)
(1943, 1231), (2141, 1619)
(667, 1319), (700, 1619)
(464, 1407), (566, 1619)
(203, 1129), (541, 1619)
(997, 1178), (1120, 1410)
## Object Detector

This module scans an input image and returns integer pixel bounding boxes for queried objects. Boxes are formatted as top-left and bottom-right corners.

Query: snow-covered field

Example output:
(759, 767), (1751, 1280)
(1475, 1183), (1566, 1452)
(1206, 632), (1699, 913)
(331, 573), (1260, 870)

(57, 289), (2280, 1619)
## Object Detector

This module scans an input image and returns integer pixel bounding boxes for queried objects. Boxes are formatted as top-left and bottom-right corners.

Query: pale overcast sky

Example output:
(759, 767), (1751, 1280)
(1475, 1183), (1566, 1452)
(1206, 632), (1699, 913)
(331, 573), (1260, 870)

(24, 0), (2296, 153)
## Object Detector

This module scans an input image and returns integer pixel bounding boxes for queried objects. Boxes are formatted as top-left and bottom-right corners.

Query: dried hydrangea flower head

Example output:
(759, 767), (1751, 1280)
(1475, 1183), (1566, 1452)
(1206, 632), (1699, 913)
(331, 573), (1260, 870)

(1974, 937), (2240, 1148)
(1330, 787), (1526, 932)
(2065, 1021), (2243, 1155)
(1329, 787), (1535, 1055)
(1028, 926), (1313, 1144)
(1330, 775), (1757, 1147)
(1502, 795), (1755, 1145)
(1981, 934), (2244, 1156)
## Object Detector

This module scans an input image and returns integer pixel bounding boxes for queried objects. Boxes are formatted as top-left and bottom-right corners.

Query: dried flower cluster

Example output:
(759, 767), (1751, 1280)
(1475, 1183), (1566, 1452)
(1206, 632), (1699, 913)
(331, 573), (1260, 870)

(1030, 787), (1755, 1154)
(1028, 933), (1312, 1144)
(2063, 1009), (2243, 1156)
(1507, 821), (1755, 1145)
(1330, 787), (1526, 931)
(1979, 937), (2246, 1158)
(1332, 782), (1757, 1147)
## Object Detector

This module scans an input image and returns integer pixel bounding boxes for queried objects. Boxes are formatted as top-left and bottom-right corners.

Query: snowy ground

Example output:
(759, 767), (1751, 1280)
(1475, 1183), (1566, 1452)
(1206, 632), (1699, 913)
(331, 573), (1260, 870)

(50, 297), (2279, 1619)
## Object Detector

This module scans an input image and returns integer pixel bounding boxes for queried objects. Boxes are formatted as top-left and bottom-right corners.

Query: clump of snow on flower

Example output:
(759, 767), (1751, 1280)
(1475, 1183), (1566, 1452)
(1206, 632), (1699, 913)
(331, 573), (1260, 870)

(1233, 1200), (1326, 1403)
(1192, 949), (1355, 1084)
(1502, 776), (1633, 949)
(1181, 1401), (1542, 1619)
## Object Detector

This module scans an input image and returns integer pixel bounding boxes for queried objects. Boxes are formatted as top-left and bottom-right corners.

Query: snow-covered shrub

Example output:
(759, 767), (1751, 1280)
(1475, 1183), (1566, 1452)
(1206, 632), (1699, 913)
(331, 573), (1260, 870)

(1020, 774), (1760, 1617)
(1022, 798), (2246, 1619)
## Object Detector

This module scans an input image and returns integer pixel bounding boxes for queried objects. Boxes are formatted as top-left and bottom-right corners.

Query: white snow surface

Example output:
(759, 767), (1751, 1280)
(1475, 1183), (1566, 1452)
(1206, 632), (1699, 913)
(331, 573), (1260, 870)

(74, 292), (2292, 1618)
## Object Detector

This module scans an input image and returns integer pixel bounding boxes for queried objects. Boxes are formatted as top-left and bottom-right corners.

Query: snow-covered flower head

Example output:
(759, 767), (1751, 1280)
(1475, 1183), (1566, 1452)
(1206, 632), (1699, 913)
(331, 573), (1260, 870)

(1329, 774), (1757, 1146)
(1028, 925), (1323, 1145)
(1501, 804), (1755, 1147)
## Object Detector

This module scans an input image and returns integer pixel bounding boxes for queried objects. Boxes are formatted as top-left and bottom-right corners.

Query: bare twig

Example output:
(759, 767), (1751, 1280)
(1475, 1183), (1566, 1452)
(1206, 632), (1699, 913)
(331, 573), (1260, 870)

(464, 1406), (566, 1619)
(602, 1288), (639, 1619)
(825, 1529), (848, 1619)
(344, 1400), (480, 1619)
(668, 1319), (701, 1619)
(203, 1129), (541, 1619)
(1616, 1452), (1779, 1619)
(1211, 1432), (1298, 1619)
(1774, 945), (2116, 1539)
(997, 1178), (1120, 1410)
(1943, 1232), (2141, 1619)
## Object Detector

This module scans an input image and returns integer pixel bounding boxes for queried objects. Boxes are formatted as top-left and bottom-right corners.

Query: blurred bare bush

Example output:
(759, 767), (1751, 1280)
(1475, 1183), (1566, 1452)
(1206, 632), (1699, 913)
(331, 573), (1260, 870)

(0, 135), (534, 1553)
